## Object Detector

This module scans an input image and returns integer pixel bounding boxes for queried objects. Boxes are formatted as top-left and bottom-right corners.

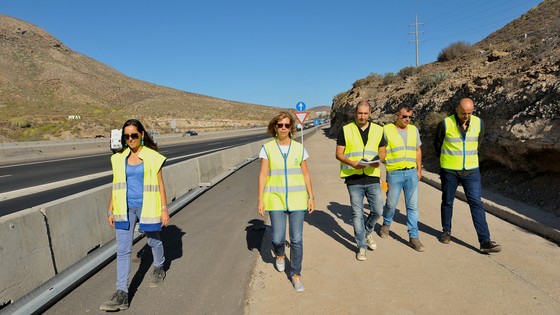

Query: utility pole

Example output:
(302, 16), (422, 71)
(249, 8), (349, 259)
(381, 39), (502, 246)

(409, 14), (424, 67)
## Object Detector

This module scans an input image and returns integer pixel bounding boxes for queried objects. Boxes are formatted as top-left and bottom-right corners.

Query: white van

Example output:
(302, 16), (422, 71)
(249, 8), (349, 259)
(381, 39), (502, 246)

(110, 129), (122, 153)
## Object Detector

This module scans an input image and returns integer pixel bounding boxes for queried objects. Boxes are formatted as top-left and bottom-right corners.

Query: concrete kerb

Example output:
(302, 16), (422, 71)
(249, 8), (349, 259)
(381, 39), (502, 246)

(421, 170), (560, 244)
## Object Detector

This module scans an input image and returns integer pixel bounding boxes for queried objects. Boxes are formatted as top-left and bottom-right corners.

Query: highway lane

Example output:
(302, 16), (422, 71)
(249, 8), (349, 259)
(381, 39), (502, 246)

(0, 133), (269, 216)
(42, 159), (264, 314)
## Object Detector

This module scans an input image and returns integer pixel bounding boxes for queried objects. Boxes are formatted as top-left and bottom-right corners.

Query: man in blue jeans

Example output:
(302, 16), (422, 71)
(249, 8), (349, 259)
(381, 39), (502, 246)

(336, 100), (387, 261)
(433, 97), (501, 253)
(381, 104), (425, 252)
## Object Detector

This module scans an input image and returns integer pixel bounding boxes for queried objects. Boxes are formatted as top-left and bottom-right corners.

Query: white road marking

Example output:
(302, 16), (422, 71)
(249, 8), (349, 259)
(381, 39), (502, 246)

(0, 145), (240, 202)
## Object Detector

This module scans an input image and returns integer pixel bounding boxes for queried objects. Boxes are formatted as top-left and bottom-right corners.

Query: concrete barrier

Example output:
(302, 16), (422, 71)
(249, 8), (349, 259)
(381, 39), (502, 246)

(0, 209), (54, 305)
(0, 138), (267, 307)
(162, 159), (201, 201)
(39, 186), (114, 273)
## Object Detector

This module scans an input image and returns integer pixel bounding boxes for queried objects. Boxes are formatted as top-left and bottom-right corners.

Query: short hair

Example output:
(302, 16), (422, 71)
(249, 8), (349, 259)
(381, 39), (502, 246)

(355, 100), (371, 112)
(396, 103), (413, 113)
(266, 111), (296, 138)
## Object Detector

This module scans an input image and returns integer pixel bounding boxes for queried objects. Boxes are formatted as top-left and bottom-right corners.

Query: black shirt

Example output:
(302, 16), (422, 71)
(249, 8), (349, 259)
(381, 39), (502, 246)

(337, 122), (388, 185)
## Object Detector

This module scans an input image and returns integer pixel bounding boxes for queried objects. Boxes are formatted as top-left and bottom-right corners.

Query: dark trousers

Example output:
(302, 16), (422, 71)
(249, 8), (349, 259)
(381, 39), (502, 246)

(440, 168), (491, 244)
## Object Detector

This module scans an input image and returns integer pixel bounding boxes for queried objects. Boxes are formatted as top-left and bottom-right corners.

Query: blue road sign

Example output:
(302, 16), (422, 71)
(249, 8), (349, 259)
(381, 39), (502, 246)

(296, 101), (306, 112)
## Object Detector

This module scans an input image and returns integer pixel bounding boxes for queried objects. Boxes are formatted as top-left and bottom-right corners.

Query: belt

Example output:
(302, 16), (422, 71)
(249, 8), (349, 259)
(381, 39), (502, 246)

(395, 167), (416, 171)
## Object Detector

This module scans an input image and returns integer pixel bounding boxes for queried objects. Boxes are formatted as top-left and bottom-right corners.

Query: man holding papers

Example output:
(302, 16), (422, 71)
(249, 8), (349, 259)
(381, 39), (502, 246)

(336, 100), (387, 261)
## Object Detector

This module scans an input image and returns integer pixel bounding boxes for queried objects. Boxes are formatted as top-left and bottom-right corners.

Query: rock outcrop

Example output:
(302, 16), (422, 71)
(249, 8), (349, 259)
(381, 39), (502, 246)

(330, 0), (560, 215)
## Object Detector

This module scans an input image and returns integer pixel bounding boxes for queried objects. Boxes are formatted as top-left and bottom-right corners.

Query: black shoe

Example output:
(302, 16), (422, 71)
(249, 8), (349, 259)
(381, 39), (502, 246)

(99, 290), (129, 311)
(440, 231), (451, 244)
(150, 266), (166, 287)
(480, 240), (502, 253)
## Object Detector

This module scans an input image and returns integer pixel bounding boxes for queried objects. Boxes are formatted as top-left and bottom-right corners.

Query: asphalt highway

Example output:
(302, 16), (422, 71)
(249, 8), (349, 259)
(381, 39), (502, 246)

(0, 133), (269, 215)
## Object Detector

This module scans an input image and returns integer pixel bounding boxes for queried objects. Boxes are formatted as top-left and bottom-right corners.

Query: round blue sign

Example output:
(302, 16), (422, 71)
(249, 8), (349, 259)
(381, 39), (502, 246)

(296, 101), (306, 112)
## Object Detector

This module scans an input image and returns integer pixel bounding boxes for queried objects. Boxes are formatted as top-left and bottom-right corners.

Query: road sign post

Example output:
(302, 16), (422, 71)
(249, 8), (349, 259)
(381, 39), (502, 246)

(294, 111), (309, 146)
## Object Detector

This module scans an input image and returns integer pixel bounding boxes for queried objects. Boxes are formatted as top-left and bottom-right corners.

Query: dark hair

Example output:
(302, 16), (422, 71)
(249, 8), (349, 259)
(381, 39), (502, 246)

(119, 119), (158, 152)
(396, 103), (414, 113)
(266, 111), (296, 138)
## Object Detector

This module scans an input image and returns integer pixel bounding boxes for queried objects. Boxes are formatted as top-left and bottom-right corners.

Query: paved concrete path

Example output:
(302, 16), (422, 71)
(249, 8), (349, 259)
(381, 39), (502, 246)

(246, 129), (560, 315)
(40, 127), (560, 315)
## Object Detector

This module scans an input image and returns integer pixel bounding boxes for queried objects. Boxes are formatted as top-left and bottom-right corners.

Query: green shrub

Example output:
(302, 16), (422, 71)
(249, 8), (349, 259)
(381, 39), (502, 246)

(9, 117), (31, 128)
(397, 66), (419, 79)
(353, 73), (383, 88)
(437, 41), (475, 62)
(382, 72), (397, 85)
(417, 71), (451, 94)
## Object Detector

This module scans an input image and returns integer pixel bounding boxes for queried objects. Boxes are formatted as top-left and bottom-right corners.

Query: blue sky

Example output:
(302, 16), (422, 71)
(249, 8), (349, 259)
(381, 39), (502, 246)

(1, 0), (542, 109)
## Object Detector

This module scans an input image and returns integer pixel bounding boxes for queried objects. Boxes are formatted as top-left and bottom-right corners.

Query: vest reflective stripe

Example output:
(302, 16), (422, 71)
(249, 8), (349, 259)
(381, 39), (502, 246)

(268, 168), (303, 176)
(383, 124), (418, 171)
(263, 140), (308, 211)
(111, 147), (166, 231)
(340, 122), (383, 178)
(440, 115), (480, 170)
(264, 185), (307, 193)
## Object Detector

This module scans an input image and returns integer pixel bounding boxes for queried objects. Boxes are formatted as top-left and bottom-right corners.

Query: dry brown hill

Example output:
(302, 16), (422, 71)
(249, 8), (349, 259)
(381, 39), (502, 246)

(0, 15), (285, 142)
(330, 0), (560, 215)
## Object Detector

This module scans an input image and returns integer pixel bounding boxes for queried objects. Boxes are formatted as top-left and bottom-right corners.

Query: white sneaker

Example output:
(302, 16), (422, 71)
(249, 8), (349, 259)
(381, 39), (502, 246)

(275, 257), (285, 272)
(356, 247), (367, 261)
(366, 233), (377, 250)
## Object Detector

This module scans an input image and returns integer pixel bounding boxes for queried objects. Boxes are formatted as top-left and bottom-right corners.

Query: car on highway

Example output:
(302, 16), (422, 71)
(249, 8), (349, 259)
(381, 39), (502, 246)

(183, 130), (198, 136)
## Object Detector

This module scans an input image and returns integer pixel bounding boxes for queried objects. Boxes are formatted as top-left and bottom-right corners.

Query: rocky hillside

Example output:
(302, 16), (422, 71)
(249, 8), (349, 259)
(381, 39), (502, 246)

(0, 15), (285, 142)
(330, 0), (560, 216)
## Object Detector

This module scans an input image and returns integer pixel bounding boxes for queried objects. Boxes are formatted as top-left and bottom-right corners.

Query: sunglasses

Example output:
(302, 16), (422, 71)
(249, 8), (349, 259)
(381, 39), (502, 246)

(400, 115), (414, 119)
(276, 123), (291, 129)
(124, 133), (140, 140)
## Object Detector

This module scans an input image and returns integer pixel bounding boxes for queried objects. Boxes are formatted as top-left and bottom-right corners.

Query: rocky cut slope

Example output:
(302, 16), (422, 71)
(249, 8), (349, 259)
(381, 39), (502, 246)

(330, 0), (560, 215)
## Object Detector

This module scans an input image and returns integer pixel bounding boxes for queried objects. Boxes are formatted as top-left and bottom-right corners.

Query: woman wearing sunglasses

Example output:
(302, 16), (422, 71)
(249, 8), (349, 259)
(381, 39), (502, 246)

(100, 119), (169, 312)
(257, 111), (315, 292)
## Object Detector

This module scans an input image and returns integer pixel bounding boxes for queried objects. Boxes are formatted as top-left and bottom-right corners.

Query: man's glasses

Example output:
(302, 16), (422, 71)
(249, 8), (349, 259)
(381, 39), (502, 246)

(276, 123), (291, 129)
(400, 115), (414, 120)
(124, 133), (140, 140)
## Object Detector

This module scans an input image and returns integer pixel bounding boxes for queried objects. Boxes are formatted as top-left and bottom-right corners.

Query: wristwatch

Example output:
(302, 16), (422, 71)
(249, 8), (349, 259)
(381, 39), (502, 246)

(107, 211), (113, 217)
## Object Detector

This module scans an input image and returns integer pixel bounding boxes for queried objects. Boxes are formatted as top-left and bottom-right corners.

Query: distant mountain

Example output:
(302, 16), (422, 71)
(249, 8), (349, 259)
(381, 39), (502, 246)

(308, 105), (331, 113)
(0, 15), (285, 142)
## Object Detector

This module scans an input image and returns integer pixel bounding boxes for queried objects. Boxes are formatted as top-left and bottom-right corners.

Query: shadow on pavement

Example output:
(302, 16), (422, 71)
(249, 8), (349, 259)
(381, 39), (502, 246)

(305, 203), (356, 252)
(128, 225), (185, 303)
(246, 219), (266, 251)
(390, 208), (479, 252)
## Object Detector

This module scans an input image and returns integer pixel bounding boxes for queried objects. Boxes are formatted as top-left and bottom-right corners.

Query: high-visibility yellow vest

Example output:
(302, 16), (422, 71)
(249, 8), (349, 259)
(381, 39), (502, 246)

(440, 115), (481, 170)
(262, 139), (308, 211)
(340, 122), (383, 178)
(111, 146), (166, 231)
(383, 123), (418, 171)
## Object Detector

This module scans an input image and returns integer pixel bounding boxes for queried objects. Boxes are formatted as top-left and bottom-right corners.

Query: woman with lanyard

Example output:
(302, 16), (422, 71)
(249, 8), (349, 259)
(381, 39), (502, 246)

(100, 119), (169, 312)
(257, 111), (315, 292)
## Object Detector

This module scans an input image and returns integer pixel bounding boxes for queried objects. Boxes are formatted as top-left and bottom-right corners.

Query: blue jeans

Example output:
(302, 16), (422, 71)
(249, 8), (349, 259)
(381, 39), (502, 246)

(440, 169), (491, 244)
(347, 183), (383, 249)
(382, 169), (419, 238)
(269, 210), (305, 277)
(116, 207), (165, 292)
